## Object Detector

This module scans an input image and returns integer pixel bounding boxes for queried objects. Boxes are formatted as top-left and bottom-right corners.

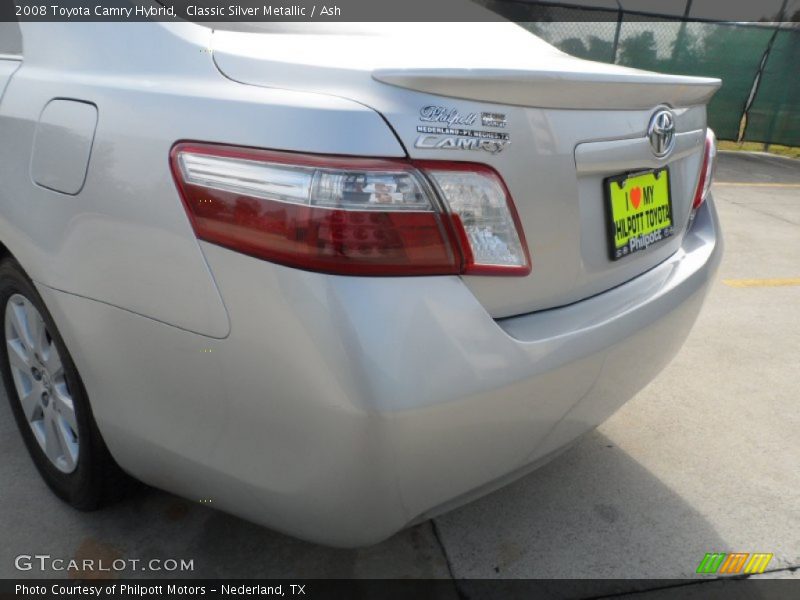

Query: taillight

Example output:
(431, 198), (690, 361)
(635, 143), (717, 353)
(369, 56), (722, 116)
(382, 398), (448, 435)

(421, 162), (530, 276)
(170, 143), (530, 277)
(691, 129), (717, 217)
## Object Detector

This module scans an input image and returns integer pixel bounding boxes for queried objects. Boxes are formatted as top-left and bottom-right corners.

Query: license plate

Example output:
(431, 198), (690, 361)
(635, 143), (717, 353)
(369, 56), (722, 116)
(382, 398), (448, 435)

(605, 168), (674, 260)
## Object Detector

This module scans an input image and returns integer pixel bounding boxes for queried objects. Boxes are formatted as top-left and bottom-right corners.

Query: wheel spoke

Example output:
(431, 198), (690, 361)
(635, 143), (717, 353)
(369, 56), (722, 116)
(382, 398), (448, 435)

(53, 385), (78, 435)
(25, 301), (47, 357)
(9, 301), (33, 354)
(7, 338), (31, 373)
(54, 416), (78, 471)
(30, 419), (47, 449)
(43, 411), (63, 465)
(44, 343), (63, 377)
(18, 385), (41, 422)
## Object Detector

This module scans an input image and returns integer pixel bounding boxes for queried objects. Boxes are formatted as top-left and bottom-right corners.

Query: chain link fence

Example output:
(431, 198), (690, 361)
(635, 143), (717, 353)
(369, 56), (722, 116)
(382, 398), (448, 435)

(483, 1), (800, 146)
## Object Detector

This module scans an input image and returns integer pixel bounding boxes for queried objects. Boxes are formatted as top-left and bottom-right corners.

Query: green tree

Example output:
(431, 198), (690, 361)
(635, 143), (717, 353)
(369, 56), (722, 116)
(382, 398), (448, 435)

(587, 35), (615, 62)
(618, 31), (659, 70)
(558, 37), (589, 59)
(671, 26), (703, 70)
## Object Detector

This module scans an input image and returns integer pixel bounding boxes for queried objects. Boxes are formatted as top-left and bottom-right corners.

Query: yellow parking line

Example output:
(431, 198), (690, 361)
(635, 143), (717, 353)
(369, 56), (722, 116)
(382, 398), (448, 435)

(723, 278), (800, 288)
(714, 182), (800, 188)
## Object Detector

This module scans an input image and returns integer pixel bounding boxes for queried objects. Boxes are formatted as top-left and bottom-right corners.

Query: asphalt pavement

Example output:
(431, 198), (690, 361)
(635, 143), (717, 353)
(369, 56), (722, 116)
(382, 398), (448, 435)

(1, 151), (798, 594)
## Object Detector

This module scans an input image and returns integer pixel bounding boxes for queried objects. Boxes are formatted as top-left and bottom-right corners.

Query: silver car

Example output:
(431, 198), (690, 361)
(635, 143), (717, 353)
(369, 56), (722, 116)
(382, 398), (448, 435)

(0, 21), (721, 547)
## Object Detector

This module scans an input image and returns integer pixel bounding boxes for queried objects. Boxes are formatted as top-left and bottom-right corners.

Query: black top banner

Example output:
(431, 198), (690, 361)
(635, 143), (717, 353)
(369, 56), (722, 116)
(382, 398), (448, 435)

(3, 0), (800, 22)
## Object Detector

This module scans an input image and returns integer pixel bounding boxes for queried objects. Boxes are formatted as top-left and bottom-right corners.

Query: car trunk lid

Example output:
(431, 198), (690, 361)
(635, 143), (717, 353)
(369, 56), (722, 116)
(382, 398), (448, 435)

(211, 23), (720, 318)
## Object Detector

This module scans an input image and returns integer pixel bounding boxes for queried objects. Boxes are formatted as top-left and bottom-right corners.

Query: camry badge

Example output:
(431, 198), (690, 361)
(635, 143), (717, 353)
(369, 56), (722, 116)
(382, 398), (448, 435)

(416, 105), (511, 154)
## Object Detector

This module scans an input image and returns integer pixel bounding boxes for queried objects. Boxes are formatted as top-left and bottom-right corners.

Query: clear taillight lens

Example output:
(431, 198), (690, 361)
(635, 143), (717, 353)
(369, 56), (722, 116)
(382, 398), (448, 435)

(170, 143), (530, 277)
(424, 164), (530, 275)
(691, 129), (717, 217)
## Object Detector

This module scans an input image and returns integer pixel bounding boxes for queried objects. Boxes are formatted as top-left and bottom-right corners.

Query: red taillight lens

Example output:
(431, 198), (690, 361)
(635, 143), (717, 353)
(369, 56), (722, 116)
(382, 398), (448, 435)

(170, 143), (530, 277)
(692, 129), (717, 213)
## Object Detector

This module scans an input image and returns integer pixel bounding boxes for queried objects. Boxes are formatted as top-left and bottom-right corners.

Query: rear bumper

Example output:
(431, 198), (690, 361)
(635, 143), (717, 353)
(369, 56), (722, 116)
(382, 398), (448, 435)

(39, 197), (722, 547)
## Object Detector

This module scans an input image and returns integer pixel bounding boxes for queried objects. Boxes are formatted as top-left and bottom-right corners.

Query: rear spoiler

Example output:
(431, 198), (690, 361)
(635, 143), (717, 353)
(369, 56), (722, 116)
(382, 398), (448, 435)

(373, 68), (722, 110)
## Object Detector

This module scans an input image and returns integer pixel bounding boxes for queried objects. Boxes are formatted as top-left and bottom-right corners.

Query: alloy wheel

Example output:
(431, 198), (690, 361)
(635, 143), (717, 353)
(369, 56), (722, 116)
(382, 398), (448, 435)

(4, 293), (79, 473)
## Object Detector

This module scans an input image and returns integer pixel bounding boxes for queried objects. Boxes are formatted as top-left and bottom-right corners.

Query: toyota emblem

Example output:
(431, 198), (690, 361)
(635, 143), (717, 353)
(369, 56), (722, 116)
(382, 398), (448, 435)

(648, 109), (676, 158)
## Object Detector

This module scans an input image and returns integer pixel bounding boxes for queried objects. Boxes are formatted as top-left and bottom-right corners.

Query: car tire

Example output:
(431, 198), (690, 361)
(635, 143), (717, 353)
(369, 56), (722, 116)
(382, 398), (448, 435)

(0, 257), (130, 509)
